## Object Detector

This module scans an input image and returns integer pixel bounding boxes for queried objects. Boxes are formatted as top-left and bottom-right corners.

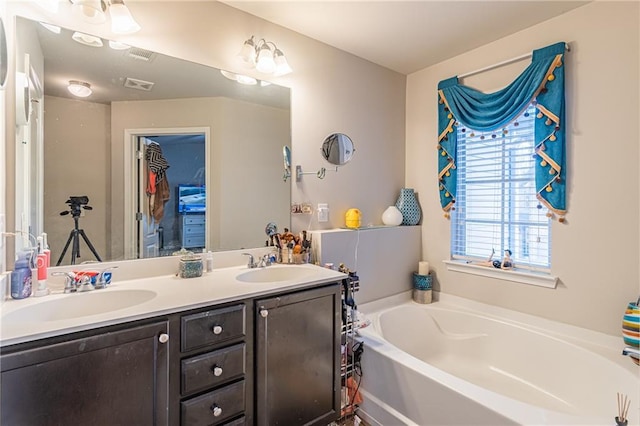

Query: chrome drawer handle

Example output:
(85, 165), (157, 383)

(212, 325), (223, 335)
(212, 366), (223, 377)
(260, 309), (269, 318)
(158, 333), (169, 344)
(211, 405), (222, 417)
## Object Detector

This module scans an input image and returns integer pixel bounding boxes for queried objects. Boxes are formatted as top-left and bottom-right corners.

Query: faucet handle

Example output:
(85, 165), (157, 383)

(95, 266), (118, 289)
(52, 271), (78, 293)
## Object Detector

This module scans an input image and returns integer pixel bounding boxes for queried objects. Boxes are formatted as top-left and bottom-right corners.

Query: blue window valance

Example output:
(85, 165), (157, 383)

(437, 42), (567, 220)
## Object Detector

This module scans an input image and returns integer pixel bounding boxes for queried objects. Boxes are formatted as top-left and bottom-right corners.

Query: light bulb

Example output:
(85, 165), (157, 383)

(274, 49), (293, 76)
(70, 0), (107, 25)
(237, 37), (256, 67)
(109, 2), (141, 34)
(255, 45), (275, 74)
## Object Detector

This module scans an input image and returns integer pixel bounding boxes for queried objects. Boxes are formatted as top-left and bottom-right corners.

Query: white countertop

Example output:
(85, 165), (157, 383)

(0, 263), (346, 347)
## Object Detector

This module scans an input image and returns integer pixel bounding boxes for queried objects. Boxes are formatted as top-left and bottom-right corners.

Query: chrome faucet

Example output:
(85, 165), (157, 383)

(622, 347), (640, 358)
(52, 271), (79, 293)
(257, 254), (272, 268)
(242, 253), (258, 268)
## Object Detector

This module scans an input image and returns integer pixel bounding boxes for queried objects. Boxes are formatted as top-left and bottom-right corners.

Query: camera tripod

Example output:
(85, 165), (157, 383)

(56, 214), (102, 266)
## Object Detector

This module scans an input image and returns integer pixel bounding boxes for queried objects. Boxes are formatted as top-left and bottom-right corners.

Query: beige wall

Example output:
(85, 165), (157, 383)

(44, 96), (110, 264)
(406, 2), (639, 335)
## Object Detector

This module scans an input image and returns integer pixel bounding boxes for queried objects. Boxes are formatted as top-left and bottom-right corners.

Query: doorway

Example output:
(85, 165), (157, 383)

(124, 127), (209, 259)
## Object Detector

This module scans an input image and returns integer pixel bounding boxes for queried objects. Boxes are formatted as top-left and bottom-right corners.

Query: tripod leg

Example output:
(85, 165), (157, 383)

(56, 230), (76, 266)
(71, 229), (80, 265)
(78, 229), (102, 262)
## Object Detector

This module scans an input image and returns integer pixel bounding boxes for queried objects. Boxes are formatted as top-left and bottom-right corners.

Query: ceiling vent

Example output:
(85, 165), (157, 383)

(126, 47), (155, 62)
(123, 77), (155, 91)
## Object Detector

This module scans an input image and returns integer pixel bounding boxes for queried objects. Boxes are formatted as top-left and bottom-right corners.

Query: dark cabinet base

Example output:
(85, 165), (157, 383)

(1, 321), (169, 426)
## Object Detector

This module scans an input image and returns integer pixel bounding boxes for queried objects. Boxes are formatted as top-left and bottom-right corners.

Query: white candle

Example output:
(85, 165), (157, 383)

(418, 261), (429, 275)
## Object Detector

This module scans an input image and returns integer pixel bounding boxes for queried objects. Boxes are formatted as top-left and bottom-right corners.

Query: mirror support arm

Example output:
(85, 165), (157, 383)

(295, 165), (338, 182)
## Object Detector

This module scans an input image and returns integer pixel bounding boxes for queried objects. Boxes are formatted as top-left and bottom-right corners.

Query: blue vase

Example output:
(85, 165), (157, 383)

(395, 188), (421, 225)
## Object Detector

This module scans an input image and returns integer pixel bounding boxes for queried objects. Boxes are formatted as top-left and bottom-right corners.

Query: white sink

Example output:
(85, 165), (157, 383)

(236, 266), (317, 283)
(2, 289), (157, 323)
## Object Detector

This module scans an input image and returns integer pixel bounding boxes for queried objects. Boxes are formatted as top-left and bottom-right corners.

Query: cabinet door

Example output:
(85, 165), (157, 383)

(255, 284), (341, 426)
(1, 320), (169, 426)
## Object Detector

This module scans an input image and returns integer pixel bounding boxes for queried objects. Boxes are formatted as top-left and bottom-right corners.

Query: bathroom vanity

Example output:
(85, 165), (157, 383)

(0, 264), (344, 426)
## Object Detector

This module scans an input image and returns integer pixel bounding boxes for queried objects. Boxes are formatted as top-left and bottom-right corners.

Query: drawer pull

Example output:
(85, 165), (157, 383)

(158, 333), (169, 344)
(260, 309), (269, 318)
(211, 405), (223, 417)
(212, 366), (223, 377)
(212, 325), (223, 335)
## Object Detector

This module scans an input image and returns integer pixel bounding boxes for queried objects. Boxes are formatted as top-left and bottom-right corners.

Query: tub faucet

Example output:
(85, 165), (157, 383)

(622, 347), (640, 358)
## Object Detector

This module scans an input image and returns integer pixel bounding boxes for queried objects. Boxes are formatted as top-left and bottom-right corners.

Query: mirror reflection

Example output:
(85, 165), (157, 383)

(321, 133), (355, 166)
(283, 146), (291, 181)
(15, 17), (291, 265)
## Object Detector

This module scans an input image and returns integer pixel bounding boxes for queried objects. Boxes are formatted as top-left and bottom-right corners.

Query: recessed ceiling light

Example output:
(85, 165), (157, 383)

(39, 22), (61, 34)
(108, 40), (130, 50)
(67, 80), (92, 97)
(72, 31), (103, 48)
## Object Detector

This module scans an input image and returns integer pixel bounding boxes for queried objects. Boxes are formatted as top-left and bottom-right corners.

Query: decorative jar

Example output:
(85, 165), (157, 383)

(395, 188), (421, 225)
(382, 206), (403, 226)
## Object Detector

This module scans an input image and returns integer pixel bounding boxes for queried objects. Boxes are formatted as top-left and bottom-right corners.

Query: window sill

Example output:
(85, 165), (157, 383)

(443, 260), (558, 289)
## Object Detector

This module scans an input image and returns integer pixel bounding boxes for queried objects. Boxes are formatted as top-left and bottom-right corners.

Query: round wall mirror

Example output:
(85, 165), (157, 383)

(321, 133), (354, 166)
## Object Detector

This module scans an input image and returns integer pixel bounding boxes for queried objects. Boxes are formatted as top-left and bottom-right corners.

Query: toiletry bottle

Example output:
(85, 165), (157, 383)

(42, 232), (51, 267)
(206, 251), (214, 272)
(11, 250), (33, 299)
(34, 252), (50, 297)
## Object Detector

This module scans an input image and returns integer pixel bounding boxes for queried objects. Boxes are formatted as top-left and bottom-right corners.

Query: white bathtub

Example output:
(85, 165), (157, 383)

(356, 292), (640, 425)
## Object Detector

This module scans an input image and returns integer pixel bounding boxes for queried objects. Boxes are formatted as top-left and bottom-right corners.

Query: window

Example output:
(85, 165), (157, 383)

(451, 105), (551, 272)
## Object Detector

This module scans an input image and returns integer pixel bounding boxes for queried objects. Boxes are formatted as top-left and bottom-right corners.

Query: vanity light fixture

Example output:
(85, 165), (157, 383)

(237, 36), (293, 76)
(70, 0), (108, 25)
(108, 0), (141, 34)
(67, 80), (92, 97)
(68, 0), (141, 34)
(72, 31), (103, 47)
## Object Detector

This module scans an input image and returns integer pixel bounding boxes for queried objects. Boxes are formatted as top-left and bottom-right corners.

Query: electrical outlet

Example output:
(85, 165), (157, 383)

(317, 203), (329, 222)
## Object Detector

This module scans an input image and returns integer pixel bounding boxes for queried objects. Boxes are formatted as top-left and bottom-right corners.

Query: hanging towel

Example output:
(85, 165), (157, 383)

(145, 143), (170, 223)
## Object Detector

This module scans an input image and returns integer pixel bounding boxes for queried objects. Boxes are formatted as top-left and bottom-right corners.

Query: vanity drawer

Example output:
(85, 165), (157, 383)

(181, 380), (245, 426)
(183, 224), (205, 236)
(183, 215), (206, 225)
(181, 304), (246, 352)
(181, 343), (246, 395)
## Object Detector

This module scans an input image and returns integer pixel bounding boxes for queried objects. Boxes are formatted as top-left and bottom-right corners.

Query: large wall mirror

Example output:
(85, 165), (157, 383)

(15, 16), (291, 265)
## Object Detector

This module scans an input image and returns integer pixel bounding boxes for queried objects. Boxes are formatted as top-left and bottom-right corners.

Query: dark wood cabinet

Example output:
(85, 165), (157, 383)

(255, 284), (341, 426)
(0, 320), (170, 426)
(178, 303), (250, 426)
(0, 282), (341, 426)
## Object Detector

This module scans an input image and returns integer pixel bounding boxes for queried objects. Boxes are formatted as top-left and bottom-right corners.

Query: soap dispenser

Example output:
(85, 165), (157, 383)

(11, 250), (34, 299)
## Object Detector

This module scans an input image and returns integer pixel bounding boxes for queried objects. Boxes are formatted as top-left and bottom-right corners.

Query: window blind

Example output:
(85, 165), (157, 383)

(451, 105), (551, 272)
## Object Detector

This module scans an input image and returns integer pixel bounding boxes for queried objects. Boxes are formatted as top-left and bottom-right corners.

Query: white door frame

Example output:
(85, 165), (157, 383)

(123, 127), (210, 259)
